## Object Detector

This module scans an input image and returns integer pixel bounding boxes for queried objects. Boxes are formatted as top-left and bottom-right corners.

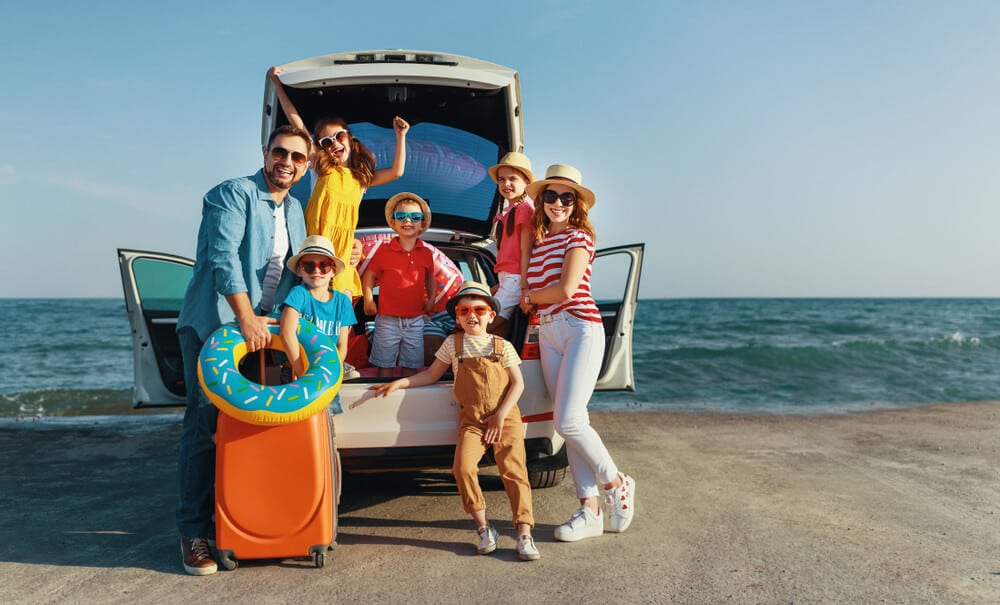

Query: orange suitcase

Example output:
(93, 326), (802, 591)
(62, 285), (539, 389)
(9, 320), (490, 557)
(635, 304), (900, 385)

(214, 408), (338, 569)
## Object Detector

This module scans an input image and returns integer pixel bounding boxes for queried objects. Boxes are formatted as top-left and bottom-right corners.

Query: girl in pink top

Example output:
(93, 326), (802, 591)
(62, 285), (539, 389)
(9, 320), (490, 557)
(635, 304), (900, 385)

(520, 164), (636, 543)
(487, 152), (535, 337)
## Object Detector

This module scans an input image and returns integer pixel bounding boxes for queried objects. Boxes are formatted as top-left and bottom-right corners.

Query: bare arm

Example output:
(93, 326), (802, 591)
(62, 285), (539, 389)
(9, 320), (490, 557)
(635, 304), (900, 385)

(336, 326), (350, 366)
(370, 359), (450, 397)
(279, 306), (304, 378)
(362, 269), (378, 316)
(268, 66), (307, 132)
(369, 116), (409, 187)
(525, 246), (590, 305)
(226, 292), (276, 352)
(518, 226), (533, 290)
(423, 264), (436, 315)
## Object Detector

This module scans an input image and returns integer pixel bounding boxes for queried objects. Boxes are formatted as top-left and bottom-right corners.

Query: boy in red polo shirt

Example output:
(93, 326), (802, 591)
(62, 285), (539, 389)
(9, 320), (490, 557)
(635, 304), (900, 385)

(362, 192), (435, 377)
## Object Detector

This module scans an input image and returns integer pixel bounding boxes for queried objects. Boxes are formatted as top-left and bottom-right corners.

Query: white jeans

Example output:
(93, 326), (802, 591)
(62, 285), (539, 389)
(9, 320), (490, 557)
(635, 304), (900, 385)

(538, 314), (619, 500)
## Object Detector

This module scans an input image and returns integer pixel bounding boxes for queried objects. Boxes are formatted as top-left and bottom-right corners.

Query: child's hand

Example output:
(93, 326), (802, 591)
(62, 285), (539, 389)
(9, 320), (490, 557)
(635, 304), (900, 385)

(423, 300), (435, 315)
(268, 66), (284, 82)
(350, 239), (363, 267)
(370, 381), (401, 398)
(393, 116), (410, 136)
(483, 414), (504, 444)
(364, 299), (377, 316)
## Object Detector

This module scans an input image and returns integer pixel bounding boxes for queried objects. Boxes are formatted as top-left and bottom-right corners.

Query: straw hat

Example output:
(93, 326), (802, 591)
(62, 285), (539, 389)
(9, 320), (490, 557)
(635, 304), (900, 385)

(286, 235), (346, 275)
(445, 281), (501, 318)
(487, 151), (535, 184)
(524, 163), (596, 209)
(384, 192), (432, 229)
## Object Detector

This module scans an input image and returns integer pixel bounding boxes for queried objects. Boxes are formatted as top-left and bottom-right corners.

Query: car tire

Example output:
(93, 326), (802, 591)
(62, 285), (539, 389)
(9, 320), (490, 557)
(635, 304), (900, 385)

(528, 466), (567, 489)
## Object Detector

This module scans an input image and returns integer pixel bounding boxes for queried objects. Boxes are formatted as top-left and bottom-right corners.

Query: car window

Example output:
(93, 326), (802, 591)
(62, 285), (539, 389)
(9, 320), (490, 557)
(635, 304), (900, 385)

(353, 122), (499, 223)
(133, 257), (191, 313)
(591, 252), (633, 305)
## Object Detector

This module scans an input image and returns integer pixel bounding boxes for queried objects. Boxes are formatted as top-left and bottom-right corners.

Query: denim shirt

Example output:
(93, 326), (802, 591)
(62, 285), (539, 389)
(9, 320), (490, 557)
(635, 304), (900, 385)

(177, 170), (307, 341)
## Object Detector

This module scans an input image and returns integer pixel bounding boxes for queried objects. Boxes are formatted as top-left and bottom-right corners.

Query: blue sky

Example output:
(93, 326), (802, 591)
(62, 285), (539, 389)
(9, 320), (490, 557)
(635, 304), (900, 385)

(2, 1), (998, 299)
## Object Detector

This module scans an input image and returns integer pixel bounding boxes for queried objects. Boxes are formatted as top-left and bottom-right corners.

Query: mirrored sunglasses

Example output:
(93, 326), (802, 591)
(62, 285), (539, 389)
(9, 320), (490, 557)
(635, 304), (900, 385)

(393, 211), (424, 223)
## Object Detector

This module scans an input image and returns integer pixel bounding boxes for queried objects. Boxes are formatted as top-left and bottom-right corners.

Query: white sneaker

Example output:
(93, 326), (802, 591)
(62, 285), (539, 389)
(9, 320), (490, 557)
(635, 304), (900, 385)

(476, 525), (498, 555)
(554, 507), (604, 542)
(605, 472), (636, 533)
(516, 535), (541, 561)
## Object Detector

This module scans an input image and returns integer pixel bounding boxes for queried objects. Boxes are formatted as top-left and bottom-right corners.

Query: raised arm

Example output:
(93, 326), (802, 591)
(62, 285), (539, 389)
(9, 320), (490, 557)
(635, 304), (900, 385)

(268, 66), (307, 133)
(370, 116), (410, 187)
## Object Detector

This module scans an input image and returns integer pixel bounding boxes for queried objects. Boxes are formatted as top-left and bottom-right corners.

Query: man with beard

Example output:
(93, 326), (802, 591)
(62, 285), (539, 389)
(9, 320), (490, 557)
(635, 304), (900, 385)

(174, 125), (311, 575)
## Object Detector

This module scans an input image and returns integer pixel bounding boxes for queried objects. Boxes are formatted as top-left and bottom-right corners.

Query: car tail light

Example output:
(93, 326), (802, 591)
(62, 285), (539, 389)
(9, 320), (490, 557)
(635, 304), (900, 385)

(520, 312), (540, 360)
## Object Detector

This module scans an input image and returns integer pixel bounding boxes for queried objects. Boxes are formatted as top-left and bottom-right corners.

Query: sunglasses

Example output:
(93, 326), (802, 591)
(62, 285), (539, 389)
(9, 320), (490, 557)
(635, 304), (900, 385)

(455, 305), (493, 317)
(269, 146), (308, 166)
(299, 260), (335, 274)
(316, 130), (350, 150)
(392, 211), (424, 223)
(541, 190), (577, 207)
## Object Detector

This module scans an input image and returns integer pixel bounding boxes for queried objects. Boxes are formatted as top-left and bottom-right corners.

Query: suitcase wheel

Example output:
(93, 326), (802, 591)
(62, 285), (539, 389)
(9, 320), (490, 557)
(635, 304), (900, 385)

(313, 552), (325, 568)
(218, 550), (238, 571)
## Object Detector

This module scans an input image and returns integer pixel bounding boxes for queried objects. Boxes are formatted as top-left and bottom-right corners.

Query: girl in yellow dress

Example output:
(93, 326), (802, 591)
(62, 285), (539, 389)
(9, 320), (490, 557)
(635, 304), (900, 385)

(269, 66), (410, 298)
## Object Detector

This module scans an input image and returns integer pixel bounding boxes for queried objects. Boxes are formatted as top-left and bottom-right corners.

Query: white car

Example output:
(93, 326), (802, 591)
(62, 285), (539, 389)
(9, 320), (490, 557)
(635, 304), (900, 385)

(117, 50), (643, 489)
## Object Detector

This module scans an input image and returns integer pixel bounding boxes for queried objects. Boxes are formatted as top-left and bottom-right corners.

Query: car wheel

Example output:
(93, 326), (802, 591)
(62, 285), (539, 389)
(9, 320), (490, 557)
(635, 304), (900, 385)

(528, 466), (567, 489)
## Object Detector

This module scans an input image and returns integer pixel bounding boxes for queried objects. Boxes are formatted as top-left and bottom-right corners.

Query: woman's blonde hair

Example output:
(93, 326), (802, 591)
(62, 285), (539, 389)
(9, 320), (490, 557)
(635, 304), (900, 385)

(312, 116), (376, 187)
(530, 187), (596, 242)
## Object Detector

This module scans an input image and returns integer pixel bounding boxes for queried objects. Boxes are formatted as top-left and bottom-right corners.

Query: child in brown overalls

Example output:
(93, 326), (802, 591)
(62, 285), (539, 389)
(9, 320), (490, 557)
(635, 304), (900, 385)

(371, 281), (540, 561)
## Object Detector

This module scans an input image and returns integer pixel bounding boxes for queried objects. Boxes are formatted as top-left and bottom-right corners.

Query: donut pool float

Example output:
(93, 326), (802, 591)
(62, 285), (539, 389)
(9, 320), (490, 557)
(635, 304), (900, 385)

(357, 233), (463, 313)
(197, 319), (342, 425)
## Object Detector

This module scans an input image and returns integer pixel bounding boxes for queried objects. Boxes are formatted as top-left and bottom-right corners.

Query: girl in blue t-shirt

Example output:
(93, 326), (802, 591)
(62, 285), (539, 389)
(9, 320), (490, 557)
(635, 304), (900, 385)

(279, 236), (358, 404)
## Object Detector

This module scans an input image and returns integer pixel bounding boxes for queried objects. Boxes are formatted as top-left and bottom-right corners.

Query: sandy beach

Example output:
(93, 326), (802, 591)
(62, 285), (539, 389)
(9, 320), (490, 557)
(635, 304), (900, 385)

(2, 404), (1000, 604)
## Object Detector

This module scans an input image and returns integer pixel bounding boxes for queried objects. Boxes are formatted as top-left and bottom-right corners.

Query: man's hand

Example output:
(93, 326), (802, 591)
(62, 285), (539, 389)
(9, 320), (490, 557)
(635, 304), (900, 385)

(239, 315), (277, 352)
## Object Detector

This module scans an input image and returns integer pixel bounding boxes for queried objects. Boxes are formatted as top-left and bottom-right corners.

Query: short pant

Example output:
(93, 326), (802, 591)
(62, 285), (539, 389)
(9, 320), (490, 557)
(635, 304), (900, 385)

(369, 314), (425, 370)
(494, 272), (523, 320)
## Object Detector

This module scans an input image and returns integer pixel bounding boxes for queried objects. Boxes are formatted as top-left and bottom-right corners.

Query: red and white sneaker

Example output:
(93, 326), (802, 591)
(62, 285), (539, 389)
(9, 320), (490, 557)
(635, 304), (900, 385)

(604, 473), (635, 533)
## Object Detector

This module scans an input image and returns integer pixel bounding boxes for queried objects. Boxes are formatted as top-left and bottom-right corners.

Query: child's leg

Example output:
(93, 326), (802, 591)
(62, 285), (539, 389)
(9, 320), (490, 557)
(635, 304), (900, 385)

(398, 315), (425, 375)
(492, 413), (535, 531)
(452, 425), (489, 519)
(369, 315), (402, 377)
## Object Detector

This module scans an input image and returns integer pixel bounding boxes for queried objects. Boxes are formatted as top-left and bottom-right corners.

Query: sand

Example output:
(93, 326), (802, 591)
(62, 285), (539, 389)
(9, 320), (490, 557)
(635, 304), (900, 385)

(2, 403), (1000, 604)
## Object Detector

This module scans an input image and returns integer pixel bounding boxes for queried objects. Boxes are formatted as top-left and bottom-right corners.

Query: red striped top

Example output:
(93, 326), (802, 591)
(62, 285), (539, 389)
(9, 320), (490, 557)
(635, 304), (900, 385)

(526, 228), (602, 323)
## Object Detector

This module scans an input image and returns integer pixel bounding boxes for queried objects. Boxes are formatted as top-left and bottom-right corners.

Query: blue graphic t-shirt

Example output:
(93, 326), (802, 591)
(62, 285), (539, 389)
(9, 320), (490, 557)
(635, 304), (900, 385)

(281, 285), (357, 337)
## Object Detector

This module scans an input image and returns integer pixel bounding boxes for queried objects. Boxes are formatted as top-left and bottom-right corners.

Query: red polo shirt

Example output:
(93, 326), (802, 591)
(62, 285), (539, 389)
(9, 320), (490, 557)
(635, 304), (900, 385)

(368, 237), (434, 317)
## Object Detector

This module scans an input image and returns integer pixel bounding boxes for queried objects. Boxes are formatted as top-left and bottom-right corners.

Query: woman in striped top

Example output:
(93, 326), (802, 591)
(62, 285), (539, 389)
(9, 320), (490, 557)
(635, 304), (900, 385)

(520, 164), (636, 542)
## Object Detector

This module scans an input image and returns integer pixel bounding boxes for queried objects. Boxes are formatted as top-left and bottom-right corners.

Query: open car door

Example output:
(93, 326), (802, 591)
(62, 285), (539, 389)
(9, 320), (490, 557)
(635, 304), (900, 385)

(592, 243), (644, 391)
(117, 249), (192, 407)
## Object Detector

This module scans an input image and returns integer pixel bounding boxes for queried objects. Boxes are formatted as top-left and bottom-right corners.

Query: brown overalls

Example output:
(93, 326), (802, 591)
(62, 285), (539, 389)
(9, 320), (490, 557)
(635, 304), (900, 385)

(451, 333), (534, 528)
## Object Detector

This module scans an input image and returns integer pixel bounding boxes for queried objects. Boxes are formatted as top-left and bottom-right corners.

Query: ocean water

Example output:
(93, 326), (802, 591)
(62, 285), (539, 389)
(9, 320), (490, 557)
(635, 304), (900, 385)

(2, 298), (999, 419)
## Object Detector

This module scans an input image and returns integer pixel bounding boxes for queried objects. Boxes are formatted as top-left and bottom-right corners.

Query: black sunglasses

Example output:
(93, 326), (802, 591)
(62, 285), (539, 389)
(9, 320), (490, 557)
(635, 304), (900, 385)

(269, 146), (308, 166)
(541, 190), (577, 206)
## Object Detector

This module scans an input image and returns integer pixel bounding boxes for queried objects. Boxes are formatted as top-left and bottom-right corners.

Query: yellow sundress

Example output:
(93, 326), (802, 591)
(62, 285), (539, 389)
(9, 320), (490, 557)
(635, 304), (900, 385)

(304, 167), (364, 296)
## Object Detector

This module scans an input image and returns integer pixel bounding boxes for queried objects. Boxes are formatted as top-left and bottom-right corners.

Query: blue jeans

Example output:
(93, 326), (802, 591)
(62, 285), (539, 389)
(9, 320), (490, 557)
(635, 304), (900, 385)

(176, 326), (218, 539)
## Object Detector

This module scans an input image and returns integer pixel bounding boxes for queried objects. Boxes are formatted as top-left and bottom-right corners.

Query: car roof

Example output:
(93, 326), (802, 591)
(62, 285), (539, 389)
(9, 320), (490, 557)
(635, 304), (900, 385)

(266, 50), (524, 239)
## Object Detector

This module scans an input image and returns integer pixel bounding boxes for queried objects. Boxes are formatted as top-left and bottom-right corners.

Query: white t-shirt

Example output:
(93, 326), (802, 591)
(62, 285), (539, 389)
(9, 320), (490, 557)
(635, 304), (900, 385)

(259, 203), (289, 312)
